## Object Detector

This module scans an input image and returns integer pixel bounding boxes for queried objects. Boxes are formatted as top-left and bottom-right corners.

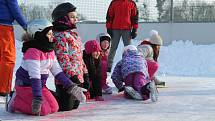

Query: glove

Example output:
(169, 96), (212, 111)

(107, 29), (113, 37)
(118, 86), (125, 93)
(32, 97), (42, 115)
(83, 73), (90, 90)
(70, 75), (81, 85)
(131, 28), (137, 39)
(67, 85), (87, 102)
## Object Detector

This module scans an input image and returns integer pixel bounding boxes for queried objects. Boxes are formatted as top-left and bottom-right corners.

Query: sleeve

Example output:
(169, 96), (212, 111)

(54, 36), (76, 78)
(50, 55), (63, 76)
(130, 1), (139, 29)
(7, 0), (27, 30)
(24, 49), (42, 97)
(106, 1), (114, 29)
(111, 61), (124, 90)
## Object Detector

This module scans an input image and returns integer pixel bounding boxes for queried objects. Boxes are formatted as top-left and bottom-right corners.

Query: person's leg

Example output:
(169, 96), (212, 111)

(0, 25), (16, 96)
(146, 60), (159, 80)
(121, 30), (131, 46)
(124, 73), (142, 100)
(55, 84), (79, 111)
(133, 72), (150, 93)
(107, 30), (121, 71)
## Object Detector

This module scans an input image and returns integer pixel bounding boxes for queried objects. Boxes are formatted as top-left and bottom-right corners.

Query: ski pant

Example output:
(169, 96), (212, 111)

(108, 30), (131, 69)
(55, 84), (80, 111)
(9, 86), (59, 116)
(125, 72), (151, 100)
(0, 25), (15, 95)
(147, 60), (159, 80)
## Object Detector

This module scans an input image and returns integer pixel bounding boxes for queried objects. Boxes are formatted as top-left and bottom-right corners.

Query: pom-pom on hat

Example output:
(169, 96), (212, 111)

(85, 40), (102, 54)
(149, 30), (163, 45)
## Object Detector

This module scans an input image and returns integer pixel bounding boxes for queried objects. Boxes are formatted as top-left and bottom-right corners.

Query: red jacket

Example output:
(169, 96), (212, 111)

(106, 0), (138, 30)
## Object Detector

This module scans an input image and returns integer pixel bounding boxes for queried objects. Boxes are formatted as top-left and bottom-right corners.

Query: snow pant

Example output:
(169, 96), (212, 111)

(108, 30), (131, 70)
(89, 79), (102, 99)
(147, 60), (159, 80)
(0, 25), (15, 96)
(55, 84), (80, 111)
(9, 86), (59, 116)
(101, 57), (109, 89)
(125, 72), (150, 100)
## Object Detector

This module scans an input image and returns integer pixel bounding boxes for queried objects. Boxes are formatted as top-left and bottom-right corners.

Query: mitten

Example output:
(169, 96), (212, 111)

(70, 75), (81, 85)
(83, 73), (90, 90)
(107, 29), (113, 37)
(131, 28), (137, 39)
(32, 97), (42, 115)
(67, 85), (87, 102)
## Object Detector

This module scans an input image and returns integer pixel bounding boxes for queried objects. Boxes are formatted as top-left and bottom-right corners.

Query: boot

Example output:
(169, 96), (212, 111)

(95, 96), (104, 101)
(147, 82), (158, 102)
(124, 86), (143, 100)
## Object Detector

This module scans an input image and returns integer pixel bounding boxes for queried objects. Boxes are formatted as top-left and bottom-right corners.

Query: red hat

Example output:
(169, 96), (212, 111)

(85, 40), (101, 54)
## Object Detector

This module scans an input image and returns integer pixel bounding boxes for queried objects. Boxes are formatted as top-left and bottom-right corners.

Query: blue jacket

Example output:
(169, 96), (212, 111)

(0, 0), (27, 30)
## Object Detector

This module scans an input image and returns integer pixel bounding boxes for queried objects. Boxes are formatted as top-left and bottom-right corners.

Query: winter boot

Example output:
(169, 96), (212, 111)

(95, 96), (104, 101)
(102, 85), (113, 94)
(147, 81), (158, 102)
(124, 86), (143, 100)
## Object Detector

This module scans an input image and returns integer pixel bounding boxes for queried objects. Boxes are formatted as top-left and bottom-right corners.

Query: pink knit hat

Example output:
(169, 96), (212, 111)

(85, 40), (102, 54)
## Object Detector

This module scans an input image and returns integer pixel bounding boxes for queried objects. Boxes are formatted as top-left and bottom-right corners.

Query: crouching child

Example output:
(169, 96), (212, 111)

(111, 45), (158, 102)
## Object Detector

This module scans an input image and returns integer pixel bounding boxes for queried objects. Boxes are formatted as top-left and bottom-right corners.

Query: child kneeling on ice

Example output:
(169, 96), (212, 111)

(111, 45), (158, 102)
(7, 19), (86, 116)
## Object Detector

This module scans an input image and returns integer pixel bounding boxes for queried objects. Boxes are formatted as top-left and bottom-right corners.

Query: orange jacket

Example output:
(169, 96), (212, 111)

(106, 0), (138, 30)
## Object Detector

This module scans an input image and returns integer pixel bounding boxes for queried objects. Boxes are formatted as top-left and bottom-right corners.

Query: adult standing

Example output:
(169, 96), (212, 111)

(106, 0), (139, 72)
(0, 0), (27, 98)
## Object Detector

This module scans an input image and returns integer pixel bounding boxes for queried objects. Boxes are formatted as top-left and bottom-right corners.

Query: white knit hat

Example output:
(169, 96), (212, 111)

(123, 45), (137, 53)
(149, 30), (163, 45)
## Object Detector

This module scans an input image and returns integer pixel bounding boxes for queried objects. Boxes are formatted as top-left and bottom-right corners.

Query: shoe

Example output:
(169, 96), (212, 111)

(7, 92), (16, 112)
(102, 85), (113, 94)
(124, 86), (143, 100)
(154, 77), (165, 86)
(147, 82), (158, 102)
(95, 96), (104, 101)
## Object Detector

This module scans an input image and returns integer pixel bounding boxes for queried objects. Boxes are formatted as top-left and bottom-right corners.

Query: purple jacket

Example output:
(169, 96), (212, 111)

(0, 0), (27, 29)
(111, 50), (149, 89)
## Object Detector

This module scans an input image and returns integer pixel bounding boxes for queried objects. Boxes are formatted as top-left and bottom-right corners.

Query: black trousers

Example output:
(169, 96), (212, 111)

(52, 85), (80, 111)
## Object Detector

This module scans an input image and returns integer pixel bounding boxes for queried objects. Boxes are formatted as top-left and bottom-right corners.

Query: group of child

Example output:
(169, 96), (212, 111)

(6, 2), (164, 116)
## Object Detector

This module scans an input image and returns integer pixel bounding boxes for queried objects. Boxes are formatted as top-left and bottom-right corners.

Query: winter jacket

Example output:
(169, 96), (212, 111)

(15, 48), (73, 98)
(0, 0), (27, 29)
(137, 42), (154, 61)
(111, 49), (149, 89)
(83, 50), (102, 98)
(53, 30), (88, 83)
(106, 0), (138, 30)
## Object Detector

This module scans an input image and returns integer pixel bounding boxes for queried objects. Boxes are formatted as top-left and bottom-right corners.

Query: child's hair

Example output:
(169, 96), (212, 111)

(85, 40), (101, 54)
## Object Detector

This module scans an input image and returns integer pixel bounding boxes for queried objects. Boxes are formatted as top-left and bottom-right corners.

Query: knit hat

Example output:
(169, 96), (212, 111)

(85, 40), (102, 54)
(149, 30), (163, 45)
(52, 2), (76, 21)
(123, 45), (137, 53)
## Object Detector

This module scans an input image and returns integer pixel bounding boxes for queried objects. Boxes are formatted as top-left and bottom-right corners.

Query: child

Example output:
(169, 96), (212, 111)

(111, 45), (158, 102)
(52, 3), (90, 103)
(7, 19), (86, 116)
(137, 30), (165, 86)
(83, 40), (104, 101)
(96, 33), (112, 94)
